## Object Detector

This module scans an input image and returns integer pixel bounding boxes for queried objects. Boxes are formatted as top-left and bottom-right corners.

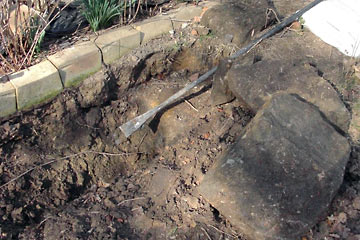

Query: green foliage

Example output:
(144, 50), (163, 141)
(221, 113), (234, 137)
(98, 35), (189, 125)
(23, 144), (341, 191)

(199, 31), (215, 41)
(35, 30), (46, 53)
(299, 17), (305, 26)
(29, 17), (46, 53)
(82, 0), (122, 32)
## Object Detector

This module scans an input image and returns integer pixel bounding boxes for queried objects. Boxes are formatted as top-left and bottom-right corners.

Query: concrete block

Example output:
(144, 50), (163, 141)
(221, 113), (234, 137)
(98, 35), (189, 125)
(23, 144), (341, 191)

(171, 4), (203, 29)
(95, 28), (141, 64)
(9, 60), (63, 110)
(119, 28), (142, 57)
(0, 81), (17, 118)
(134, 16), (173, 43)
(48, 42), (101, 87)
(168, 2), (220, 29)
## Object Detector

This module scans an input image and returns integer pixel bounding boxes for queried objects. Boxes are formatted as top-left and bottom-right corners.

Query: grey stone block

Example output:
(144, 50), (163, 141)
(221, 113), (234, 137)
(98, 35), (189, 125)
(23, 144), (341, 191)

(199, 93), (350, 240)
(48, 42), (101, 87)
(0, 82), (17, 118)
(9, 60), (63, 110)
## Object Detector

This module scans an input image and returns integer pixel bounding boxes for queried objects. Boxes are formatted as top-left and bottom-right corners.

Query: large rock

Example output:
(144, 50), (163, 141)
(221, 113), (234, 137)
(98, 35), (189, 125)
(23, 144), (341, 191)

(252, 32), (347, 90)
(201, 2), (270, 47)
(271, 0), (307, 17)
(226, 59), (350, 133)
(198, 93), (350, 240)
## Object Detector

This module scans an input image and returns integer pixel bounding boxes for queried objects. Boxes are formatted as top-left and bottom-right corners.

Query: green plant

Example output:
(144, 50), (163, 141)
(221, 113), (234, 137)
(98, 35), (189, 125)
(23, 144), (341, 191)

(29, 16), (46, 53)
(82, 0), (122, 32)
(299, 16), (305, 26)
(199, 31), (215, 42)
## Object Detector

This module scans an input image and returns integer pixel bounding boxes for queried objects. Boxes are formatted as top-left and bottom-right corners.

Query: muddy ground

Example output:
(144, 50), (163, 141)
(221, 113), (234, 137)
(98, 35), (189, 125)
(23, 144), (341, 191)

(1, 15), (360, 240)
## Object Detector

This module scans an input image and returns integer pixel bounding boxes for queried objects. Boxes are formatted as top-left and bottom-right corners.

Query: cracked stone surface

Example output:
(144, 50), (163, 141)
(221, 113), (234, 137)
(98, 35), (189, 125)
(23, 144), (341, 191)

(199, 93), (350, 240)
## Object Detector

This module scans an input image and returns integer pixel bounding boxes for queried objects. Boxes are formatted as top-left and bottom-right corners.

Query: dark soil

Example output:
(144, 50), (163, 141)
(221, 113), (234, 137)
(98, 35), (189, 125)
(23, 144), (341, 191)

(0, 14), (360, 240)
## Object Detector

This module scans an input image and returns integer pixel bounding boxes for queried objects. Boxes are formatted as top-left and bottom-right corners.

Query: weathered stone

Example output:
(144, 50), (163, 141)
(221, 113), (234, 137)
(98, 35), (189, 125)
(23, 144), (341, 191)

(119, 29), (142, 57)
(201, 2), (270, 47)
(210, 58), (235, 106)
(48, 42), (101, 87)
(95, 28), (141, 64)
(171, 4), (203, 29)
(349, 99), (360, 143)
(254, 32), (347, 88)
(134, 16), (172, 44)
(9, 5), (39, 35)
(271, 0), (307, 17)
(0, 82), (17, 118)
(9, 60), (63, 110)
(226, 59), (350, 133)
(199, 93), (350, 240)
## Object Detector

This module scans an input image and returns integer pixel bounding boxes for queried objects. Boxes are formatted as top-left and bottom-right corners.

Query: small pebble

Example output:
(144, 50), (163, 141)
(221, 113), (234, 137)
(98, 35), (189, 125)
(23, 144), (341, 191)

(191, 29), (198, 36)
(224, 34), (233, 43)
(353, 196), (360, 210)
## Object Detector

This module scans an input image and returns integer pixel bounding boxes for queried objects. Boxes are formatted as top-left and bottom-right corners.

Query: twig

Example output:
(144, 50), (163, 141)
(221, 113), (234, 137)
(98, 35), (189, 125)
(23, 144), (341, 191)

(37, 216), (51, 228)
(19, 0), (74, 69)
(75, 120), (100, 130)
(169, 18), (191, 23)
(201, 227), (212, 240)
(0, 150), (142, 190)
(131, 206), (143, 211)
(118, 196), (146, 206)
(266, 8), (280, 27)
(85, 150), (143, 156)
(137, 132), (148, 151)
(208, 225), (237, 239)
(128, 0), (142, 24)
(0, 159), (57, 190)
(185, 99), (198, 112)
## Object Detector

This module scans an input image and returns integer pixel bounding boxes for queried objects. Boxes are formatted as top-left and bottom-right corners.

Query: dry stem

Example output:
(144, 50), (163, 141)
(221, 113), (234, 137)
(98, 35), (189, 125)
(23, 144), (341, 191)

(0, 150), (143, 190)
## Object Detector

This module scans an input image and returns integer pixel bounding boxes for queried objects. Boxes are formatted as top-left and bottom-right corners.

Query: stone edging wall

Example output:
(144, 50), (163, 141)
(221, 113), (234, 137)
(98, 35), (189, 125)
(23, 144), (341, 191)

(0, 1), (218, 119)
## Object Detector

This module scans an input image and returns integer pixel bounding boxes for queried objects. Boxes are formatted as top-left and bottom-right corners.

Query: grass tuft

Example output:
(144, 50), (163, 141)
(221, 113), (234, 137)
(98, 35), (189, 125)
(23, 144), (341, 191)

(82, 0), (122, 32)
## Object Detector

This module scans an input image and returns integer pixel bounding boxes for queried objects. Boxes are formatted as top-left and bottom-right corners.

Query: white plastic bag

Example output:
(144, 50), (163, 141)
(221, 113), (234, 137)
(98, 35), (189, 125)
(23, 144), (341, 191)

(302, 0), (360, 57)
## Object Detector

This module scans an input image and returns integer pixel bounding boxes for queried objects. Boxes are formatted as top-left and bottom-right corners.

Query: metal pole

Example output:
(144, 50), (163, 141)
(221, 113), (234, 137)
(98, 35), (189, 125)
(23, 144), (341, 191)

(119, 0), (324, 137)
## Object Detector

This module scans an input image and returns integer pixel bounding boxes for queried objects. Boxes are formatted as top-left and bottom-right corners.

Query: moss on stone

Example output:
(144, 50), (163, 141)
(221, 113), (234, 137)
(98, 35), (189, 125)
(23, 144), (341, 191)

(64, 69), (101, 88)
(19, 89), (62, 111)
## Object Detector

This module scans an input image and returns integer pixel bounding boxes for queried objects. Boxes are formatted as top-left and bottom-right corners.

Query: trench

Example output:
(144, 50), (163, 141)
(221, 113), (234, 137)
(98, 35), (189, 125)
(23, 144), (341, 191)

(0, 33), (253, 239)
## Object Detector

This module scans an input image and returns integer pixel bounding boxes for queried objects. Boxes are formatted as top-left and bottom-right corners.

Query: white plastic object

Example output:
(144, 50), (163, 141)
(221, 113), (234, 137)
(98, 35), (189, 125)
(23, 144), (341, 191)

(302, 0), (360, 58)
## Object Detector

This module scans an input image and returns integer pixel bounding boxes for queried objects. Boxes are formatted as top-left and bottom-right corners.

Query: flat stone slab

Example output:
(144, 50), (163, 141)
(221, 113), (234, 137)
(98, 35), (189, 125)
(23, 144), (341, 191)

(0, 82), (16, 118)
(9, 60), (63, 110)
(199, 93), (350, 240)
(226, 59), (350, 133)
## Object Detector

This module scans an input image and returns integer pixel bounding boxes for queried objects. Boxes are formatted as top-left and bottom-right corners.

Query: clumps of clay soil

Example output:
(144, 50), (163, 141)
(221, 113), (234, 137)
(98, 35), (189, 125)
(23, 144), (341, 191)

(1, 9), (360, 240)
(0, 26), (250, 239)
